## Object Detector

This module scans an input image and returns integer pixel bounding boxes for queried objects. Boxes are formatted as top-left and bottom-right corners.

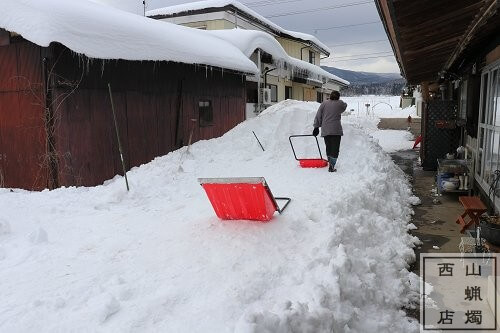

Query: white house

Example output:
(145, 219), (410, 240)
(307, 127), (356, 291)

(147, 0), (349, 117)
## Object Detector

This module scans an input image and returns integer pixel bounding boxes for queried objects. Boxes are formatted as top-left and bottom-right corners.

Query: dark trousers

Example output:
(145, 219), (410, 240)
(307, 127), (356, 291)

(324, 135), (341, 158)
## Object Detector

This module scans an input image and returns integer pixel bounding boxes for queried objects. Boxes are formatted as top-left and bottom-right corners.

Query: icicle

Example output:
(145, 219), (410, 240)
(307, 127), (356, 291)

(101, 60), (105, 77)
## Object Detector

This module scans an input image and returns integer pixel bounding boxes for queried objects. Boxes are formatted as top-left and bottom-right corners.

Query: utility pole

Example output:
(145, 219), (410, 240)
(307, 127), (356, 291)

(143, 0), (146, 16)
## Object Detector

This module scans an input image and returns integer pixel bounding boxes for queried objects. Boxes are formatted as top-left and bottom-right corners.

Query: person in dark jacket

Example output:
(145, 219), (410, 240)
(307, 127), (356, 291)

(312, 90), (347, 172)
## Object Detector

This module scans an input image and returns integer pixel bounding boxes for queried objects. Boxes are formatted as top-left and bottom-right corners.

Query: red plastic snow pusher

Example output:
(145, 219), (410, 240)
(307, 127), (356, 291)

(289, 135), (328, 168)
(198, 177), (291, 222)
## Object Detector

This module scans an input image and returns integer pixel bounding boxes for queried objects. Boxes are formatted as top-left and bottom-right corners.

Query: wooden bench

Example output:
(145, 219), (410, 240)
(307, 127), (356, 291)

(456, 196), (487, 233)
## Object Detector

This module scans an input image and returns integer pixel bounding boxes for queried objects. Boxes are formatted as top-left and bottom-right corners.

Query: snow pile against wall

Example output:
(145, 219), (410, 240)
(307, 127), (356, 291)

(0, 0), (258, 74)
(209, 29), (349, 85)
(0, 101), (419, 332)
(146, 0), (331, 55)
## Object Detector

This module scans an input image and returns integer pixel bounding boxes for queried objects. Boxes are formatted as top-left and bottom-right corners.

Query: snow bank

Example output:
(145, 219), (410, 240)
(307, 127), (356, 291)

(146, 0), (331, 55)
(0, 101), (419, 332)
(0, 0), (258, 74)
(209, 29), (349, 85)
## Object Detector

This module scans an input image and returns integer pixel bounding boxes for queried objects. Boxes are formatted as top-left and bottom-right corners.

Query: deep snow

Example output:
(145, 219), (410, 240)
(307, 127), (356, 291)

(343, 95), (418, 119)
(0, 0), (258, 74)
(341, 95), (416, 153)
(146, 0), (331, 54)
(208, 29), (349, 85)
(0, 100), (419, 332)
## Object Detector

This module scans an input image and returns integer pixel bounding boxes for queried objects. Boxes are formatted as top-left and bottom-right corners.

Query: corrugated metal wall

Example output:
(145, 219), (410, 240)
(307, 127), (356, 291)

(0, 41), (246, 190)
(50, 45), (246, 187)
(0, 40), (48, 189)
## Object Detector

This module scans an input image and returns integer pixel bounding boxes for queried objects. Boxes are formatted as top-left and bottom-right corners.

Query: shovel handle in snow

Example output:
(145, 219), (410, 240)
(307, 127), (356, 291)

(252, 131), (265, 152)
(288, 135), (324, 161)
(108, 83), (129, 191)
(186, 118), (197, 153)
(178, 119), (197, 172)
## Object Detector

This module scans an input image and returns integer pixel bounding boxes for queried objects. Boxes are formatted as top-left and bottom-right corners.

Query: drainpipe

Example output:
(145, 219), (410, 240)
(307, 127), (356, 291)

(263, 67), (277, 87)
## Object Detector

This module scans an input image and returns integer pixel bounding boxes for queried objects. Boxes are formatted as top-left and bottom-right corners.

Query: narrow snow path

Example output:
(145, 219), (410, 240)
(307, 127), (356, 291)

(0, 100), (419, 332)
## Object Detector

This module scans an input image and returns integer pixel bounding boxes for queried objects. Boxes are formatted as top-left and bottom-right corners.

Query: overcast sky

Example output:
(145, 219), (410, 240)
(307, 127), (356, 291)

(94, 0), (399, 73)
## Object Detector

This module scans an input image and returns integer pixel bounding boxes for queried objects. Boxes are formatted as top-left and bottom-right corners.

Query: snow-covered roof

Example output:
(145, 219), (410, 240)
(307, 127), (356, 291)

(209, 29), (349, 86)
(146, 0), (332, 56)
(0, 0), (258, 74)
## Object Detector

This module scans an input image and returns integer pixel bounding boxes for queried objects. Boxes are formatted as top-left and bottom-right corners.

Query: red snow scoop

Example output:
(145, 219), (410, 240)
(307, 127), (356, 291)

(198, 177), (291, 222)
(289, 135), (328, 168)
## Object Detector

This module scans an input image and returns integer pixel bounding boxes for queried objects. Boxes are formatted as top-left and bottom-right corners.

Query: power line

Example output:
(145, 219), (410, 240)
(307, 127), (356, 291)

(334, 51), (393, 59)
(265, 1), (373, 18)
(314, 21), (380, 32)
(244, 0), (310, 7)
(327, 55), (395, 62)
(328, 39), (388, 47)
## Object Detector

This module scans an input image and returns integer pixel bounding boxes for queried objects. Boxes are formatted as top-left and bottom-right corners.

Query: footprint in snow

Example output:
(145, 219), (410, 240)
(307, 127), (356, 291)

(29, 228), (48, 244)
(99, 296), (120, 323)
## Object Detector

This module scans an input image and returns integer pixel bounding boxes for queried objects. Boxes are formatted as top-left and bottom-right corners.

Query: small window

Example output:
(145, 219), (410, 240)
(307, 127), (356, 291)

(309, 51), (315, 65)
(285, 86), (292, 100)
(246, 82), (258, 103)
(267, 84), (278, 102)
(199, 100), (213, 127)
(316, 91), (323, 103)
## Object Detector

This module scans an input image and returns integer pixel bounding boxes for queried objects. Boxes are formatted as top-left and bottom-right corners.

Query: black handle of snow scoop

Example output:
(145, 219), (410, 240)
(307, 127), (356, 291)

(275, 197), (291, 214)
(288, 135), (324, 161)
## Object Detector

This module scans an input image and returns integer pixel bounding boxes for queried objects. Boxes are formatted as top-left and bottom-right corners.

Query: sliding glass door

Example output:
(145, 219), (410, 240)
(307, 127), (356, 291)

(476, 60), (500, 211)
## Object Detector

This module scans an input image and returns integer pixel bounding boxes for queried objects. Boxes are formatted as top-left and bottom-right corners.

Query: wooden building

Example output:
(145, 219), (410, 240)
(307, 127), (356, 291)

(375, 0), (499, 210)
(0, 1), (255, 190)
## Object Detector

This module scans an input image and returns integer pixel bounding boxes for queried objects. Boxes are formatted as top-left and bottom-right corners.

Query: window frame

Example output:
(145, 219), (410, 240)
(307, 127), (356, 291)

(309, 50), (316, 65)
(285, 86), (292, 100)
(198, 100), (214, 127)
(459, 79), (468, 120)
(266, 84), (278, 103)
(316, 91), (323, 103)
(475, 60), (500, 211)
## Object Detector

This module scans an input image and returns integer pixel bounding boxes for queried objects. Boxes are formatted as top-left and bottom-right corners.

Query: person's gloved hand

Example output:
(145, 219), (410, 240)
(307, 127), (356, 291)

(312, 127), (319, 137)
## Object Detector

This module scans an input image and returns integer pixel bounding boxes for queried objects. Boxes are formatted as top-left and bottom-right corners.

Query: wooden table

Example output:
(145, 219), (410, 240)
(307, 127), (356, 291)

(456, 196), (487, 233)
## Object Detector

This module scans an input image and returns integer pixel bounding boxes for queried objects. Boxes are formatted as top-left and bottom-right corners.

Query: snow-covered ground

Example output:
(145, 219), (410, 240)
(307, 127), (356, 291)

(0, 99), (420, 332)
(343, 95), (418, 118)
(370, 130), (415, 153)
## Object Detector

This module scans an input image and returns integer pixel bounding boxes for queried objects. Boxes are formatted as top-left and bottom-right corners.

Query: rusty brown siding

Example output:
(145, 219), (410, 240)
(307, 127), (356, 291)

(0, 41), (246, 190)
(49, 45), (246, 187)
(0, 39), (48, 190)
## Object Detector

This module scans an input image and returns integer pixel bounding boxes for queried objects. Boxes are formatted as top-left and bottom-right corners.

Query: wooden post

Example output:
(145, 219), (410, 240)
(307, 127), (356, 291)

(108, 83), (129, 191)
(420, 82), (429, 103)
(421, 81), (430, 103)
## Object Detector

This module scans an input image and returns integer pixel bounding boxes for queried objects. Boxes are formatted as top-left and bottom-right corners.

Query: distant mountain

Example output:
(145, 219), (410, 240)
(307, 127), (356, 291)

(321, 66), (403, 85)
(321, 66), (406, 96)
